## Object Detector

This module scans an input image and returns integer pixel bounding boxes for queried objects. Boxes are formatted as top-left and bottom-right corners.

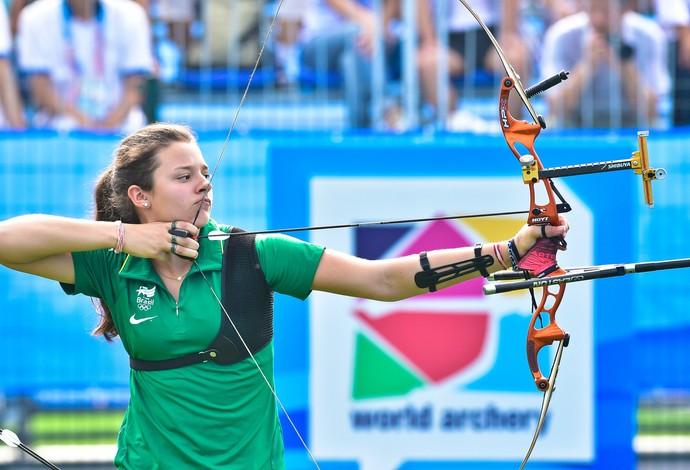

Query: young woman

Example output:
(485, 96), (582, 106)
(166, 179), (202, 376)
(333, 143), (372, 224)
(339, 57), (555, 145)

(0, 123), (569, 468)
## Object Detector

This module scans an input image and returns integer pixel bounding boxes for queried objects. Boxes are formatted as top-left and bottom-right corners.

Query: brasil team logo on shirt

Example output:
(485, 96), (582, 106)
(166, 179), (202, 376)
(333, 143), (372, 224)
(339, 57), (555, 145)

(136, 285), (156, 311)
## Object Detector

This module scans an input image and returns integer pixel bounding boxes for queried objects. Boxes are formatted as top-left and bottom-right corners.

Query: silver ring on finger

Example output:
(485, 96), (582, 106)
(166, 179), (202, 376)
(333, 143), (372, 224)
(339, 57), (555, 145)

(171, 234), (177, 245)
(171, 243), (177, 254)
(171, 220), (178, 230)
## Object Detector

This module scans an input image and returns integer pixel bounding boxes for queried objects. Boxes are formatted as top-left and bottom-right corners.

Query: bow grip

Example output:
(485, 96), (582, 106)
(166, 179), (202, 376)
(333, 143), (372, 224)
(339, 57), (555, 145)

(518, 237), (565, 277)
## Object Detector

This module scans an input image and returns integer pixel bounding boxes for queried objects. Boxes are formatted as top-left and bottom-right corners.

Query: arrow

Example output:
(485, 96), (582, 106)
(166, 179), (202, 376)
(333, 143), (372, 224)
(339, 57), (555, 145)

(199, 209), (532, 240)
(0, 429), (60, 470)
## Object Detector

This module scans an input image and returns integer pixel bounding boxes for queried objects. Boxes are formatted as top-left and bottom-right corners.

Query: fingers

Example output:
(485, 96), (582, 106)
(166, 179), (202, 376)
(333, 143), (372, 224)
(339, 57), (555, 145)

(168, 220), (199, 260)
(512, 217), (571, 258)
(169, 220), (199, 238)
(543, 224), (567, 239)
(543, 215), (570, 238)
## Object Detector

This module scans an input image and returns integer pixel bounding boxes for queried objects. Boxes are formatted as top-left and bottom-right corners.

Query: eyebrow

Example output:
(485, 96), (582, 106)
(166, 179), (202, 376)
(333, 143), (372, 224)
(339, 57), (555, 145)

(173, 164), (210, 173)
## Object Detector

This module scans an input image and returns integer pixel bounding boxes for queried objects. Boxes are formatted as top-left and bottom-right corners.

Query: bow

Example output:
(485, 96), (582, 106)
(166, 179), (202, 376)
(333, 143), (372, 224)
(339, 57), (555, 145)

(456, 0), (666, 468)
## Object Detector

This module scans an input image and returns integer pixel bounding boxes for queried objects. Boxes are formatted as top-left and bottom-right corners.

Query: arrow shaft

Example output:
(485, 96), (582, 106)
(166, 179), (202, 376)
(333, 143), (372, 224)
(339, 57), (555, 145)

(1, 429), (60, 470)
(202, 209), (529, 239)
(18, 443), (61, 470)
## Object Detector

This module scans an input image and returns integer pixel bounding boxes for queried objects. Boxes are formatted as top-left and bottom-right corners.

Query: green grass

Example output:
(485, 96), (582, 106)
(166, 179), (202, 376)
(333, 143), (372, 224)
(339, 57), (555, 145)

(18, 405), (690, 446)
(27, 410), (124, 445)
(638, 406), (690, 436)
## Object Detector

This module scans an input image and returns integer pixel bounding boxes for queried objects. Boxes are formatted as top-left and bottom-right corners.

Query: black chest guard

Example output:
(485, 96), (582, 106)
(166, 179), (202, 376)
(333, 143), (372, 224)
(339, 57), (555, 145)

(129, 227), (274, 371)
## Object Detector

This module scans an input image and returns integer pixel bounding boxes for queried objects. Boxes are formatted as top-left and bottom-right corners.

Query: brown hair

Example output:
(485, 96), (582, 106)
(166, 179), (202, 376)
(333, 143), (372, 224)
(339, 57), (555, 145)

(92, 122), (197, 340)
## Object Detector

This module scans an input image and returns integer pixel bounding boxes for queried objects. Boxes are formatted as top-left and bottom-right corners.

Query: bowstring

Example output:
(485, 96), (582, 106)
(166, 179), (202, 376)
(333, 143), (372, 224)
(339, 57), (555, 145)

(188, 0), (321, 467)
(191, 1), (283, 225)
(195, 268), (321, 469)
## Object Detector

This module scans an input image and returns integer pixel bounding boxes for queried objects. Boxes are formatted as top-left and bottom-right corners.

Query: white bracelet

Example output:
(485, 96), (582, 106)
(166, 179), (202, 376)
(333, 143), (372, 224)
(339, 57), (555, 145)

(114, 220), (125, 253)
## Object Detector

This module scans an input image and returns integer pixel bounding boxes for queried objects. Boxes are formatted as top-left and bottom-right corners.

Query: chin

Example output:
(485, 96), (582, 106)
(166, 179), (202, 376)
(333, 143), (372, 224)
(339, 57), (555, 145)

(194, 212), (211, 228)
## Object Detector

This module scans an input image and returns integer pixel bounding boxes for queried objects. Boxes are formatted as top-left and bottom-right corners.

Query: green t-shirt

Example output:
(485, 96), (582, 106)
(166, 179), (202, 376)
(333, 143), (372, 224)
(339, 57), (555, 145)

(62, 220), (325, 469)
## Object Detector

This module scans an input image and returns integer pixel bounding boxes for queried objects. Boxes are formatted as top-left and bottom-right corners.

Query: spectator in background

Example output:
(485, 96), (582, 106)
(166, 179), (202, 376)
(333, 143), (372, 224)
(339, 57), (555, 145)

(541, 0), (579, 25)
(8, 0), (36, 36)
(0, 0), (26, 129)
(654, 0), (690, 126)
(16, 0), (154, 133)
(540, 0), (670, 129)
(151, 0), (197, 53)
(9, 0), (150, 35)
(416, 0), (532, 130)
(184, 0), (261, 73)
(300, 0), (403, 129)
(274, 0), (306, 86)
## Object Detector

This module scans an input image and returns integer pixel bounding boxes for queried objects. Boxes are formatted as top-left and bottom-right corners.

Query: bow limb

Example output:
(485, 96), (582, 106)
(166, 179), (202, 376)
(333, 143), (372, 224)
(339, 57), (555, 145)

(518, 337), (567, 470)
(456, 0), (542, 127)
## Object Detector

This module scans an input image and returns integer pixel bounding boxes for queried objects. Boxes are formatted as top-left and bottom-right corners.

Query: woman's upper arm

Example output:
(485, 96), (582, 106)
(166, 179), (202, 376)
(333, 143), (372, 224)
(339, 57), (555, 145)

(3, 252), (76, 284)
(311, 249), (388, 299)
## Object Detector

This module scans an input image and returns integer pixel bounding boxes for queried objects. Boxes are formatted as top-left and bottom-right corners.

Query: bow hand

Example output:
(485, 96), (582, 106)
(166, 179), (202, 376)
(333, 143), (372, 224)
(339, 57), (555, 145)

(518, 237), (566, 278)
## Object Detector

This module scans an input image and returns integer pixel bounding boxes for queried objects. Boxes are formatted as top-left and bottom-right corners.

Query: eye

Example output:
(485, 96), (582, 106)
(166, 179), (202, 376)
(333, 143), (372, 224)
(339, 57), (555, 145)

(178, 174), (191, 181)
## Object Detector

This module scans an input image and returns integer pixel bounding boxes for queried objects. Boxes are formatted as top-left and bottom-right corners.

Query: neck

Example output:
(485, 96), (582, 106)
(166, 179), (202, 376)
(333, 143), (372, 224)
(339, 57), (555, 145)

(67, 0), (98, 20)
(153, 258), (193, 281)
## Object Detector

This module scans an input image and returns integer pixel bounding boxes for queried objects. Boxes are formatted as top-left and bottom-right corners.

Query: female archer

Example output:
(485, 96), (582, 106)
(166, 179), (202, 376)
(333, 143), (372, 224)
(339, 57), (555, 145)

(0, 122), (568, 469)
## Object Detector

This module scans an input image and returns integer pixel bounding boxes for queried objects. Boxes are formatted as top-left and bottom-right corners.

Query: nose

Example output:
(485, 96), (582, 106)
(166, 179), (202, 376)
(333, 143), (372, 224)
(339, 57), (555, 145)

(199, 179), (212, 194)
(196, 173), (212, 194)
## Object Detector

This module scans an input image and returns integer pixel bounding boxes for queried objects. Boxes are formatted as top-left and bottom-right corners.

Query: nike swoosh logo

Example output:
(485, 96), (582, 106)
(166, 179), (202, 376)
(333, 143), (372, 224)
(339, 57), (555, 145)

(130, 314), (158, 325)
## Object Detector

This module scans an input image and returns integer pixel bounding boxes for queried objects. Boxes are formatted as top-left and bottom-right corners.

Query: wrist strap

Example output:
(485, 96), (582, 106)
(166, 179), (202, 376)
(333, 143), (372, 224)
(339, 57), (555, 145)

(507, 239), (521, 271)
(419, 252), (435, 292)
(474, 243), (490, 278)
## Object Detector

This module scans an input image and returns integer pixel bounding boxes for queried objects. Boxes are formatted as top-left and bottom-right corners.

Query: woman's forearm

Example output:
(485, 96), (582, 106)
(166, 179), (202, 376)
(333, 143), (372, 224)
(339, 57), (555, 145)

(0, 215), (118, 264)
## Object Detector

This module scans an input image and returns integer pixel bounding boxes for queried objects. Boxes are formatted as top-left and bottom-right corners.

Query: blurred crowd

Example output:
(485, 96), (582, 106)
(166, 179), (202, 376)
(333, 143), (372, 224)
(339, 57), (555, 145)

(0, 0), (688, 133)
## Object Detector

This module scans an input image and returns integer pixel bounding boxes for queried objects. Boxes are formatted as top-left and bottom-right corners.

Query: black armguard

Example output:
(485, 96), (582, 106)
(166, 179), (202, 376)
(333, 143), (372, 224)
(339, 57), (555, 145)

(415, 249), (494, 292)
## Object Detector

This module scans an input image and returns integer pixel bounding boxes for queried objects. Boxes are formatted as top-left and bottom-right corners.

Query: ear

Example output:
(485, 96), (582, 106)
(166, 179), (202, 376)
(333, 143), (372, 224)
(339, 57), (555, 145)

(128, 185), (150, 209)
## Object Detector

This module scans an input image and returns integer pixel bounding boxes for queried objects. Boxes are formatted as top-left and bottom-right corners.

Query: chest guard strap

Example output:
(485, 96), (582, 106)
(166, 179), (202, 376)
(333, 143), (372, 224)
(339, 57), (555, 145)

(129, 227), (274, 371)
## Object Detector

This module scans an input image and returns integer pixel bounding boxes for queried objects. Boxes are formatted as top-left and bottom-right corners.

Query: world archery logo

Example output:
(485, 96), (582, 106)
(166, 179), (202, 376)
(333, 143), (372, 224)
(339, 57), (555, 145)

(350, 218), (547, 400)
(310, 178), (592, 464)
